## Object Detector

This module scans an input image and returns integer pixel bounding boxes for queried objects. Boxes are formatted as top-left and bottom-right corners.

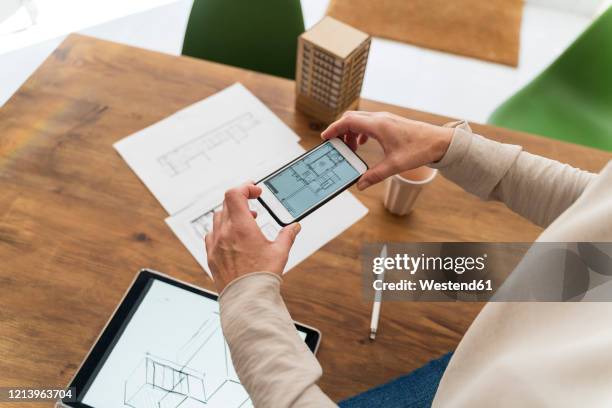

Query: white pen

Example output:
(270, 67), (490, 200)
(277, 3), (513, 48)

(370, 245), (387, 340)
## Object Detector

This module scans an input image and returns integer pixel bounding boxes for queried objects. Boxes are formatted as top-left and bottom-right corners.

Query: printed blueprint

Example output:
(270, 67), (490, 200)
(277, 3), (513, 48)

(265, 142), (359, 217)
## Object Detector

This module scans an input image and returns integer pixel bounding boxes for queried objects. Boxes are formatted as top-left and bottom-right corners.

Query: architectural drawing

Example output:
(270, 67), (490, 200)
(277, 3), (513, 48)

(190, 202), (280, 241)
(157, 113), (259, 177)
(124, 313), (252, 408)
(114, 83), (301, 215)
(264, 142), (357, 217)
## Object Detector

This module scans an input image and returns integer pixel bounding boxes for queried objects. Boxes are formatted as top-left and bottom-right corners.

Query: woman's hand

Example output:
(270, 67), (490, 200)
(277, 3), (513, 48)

(204, 183), (301, 292)
(321, 111), (453, 190)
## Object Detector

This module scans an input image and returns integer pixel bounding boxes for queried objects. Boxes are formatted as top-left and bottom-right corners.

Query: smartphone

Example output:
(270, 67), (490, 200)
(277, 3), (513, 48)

(257, 138), (368, 226)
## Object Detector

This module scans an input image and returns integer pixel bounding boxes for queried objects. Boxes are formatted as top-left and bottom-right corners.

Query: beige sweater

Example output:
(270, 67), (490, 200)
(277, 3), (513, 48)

(219, 122), (612, 408)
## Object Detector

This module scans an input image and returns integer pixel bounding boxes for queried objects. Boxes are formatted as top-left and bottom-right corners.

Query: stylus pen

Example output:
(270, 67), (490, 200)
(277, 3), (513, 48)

(370, 245), (387, 340)
(369, 271), (384, 340)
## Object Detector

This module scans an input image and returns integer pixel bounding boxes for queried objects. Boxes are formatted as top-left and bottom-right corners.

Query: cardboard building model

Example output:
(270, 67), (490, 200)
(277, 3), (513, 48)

(296, 16), (371, 124)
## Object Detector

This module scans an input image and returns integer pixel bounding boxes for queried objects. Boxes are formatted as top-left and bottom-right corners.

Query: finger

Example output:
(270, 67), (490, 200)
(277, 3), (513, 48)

(358, 134), (368, 145)
(274, 223), (301, 252)
(204, 233), (212, 253)
(357, 160), (396, 190)
(321, 112), (379, 141)
(345, 111), (373, 116)
(221, 199), (229, 224)
(245, 197), (258, 219)
(212, 209), (222, 233)
(344, 132), (359, 151)
(224, 183), (262, 218)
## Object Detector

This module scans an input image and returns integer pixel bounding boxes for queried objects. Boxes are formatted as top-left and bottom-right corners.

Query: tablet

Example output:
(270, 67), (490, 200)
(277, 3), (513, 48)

(59, 269), (321, 408)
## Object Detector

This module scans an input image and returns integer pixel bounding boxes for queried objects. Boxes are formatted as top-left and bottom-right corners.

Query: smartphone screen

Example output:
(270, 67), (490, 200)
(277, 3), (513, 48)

(263, 141), (361, 219)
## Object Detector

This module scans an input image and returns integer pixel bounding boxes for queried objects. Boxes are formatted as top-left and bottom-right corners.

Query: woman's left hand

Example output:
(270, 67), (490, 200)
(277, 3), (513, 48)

(204, 183), (301, 292)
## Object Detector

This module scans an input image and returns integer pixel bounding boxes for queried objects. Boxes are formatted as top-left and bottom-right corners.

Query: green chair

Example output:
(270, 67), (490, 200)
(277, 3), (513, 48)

(488, 7), (612, 150)
(182, 0), (305, 79)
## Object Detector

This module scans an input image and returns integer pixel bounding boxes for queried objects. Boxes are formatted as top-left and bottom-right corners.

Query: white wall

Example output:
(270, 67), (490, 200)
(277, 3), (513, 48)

(527, 0), (605, 16)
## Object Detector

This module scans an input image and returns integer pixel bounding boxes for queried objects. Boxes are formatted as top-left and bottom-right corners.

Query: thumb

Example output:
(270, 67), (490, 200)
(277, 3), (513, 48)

(275, 223), (301, 252)
(357, 161), (395, 190)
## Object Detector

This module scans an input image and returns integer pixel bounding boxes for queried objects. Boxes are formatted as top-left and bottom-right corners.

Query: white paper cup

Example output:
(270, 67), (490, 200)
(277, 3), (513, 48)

(383, 167), (438, 216)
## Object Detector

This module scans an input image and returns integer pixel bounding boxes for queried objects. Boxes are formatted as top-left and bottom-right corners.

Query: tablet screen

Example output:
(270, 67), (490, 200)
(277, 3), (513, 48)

(79, 278), (307, 408)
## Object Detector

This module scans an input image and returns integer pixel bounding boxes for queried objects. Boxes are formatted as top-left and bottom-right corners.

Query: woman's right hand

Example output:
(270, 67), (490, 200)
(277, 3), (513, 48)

(321, 111), (453, 190)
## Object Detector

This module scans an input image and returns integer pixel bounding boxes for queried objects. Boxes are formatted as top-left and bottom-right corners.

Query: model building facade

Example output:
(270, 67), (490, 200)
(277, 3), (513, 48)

(296, 17), (371, 124)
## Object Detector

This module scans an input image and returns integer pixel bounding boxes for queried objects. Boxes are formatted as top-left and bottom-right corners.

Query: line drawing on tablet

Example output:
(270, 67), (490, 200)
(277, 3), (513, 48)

(123, 312), (252, 408)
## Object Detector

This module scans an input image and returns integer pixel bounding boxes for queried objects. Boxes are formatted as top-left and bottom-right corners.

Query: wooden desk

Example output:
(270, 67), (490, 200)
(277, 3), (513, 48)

(1, 34), (610, 403)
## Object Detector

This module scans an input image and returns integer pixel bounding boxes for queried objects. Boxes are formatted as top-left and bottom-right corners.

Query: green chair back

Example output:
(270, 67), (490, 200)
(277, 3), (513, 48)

(182, 0), (305, 79)
(488, 7), (612, 150)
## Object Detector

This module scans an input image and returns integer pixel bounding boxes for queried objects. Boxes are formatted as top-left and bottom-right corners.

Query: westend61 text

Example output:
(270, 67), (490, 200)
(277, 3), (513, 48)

(373, 279), (493, 292)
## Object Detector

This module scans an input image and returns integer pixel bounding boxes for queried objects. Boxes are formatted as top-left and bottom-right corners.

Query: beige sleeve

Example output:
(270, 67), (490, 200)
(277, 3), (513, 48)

(219, 272), (336, 408)
(430, 121), (596, 227)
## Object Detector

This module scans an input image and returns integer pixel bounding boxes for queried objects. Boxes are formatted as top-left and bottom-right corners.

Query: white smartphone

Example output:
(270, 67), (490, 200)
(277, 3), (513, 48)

(257, 138), (368, 226)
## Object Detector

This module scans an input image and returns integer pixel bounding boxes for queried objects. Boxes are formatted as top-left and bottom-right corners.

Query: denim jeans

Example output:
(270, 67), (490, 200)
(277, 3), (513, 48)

(339, 353), (452, 408)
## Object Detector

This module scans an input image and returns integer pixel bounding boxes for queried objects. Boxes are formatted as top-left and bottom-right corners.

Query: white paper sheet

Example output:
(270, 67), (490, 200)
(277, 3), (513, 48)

(166, 186), (368, 277)
(114, 83), (369, 276)
(114, 83), (300, 214)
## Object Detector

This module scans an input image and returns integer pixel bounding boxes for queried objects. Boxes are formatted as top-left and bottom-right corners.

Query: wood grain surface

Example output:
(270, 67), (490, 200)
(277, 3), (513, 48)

(1, 34), (610, 405)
